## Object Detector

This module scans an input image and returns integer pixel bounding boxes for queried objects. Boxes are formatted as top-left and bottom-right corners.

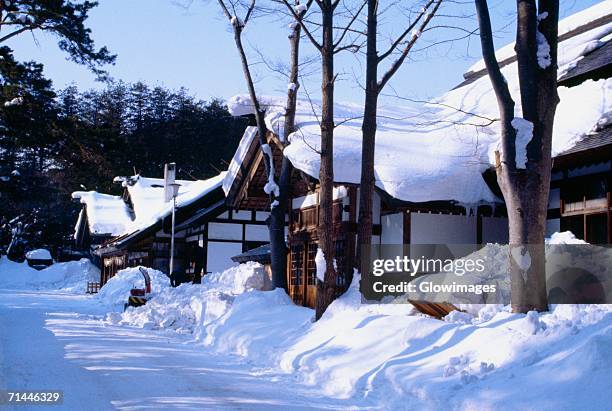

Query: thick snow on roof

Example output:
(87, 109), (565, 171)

(466, 1), (612, 75)
(71, 191), (133, 236)
(73, 173), (226, 238)
(227, 7), (611, 206)
(222, 126), (258, 195)
(25, 249), (52, 260)
(118, 173), (226, 233)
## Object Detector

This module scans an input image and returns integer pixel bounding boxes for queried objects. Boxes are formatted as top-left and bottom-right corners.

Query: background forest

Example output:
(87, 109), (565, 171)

(0, 46), (248, 256)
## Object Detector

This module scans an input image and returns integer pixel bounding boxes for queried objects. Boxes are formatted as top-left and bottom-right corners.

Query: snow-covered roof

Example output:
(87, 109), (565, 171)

(223, 126), (258, 196)
(73, 172), (226, 238)
(226, 3), (612, 207)
(71, 191), (133, 236)
(465, 1), (612, 77)
(25, 249), (52, 261)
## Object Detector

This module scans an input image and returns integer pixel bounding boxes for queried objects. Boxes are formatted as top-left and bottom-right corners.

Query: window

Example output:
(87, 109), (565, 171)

(290, 244), (304, 286)
(561, 176), (610, 244)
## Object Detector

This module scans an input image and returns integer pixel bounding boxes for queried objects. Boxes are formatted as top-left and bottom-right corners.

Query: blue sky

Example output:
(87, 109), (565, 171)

(6, 0), (600, 105)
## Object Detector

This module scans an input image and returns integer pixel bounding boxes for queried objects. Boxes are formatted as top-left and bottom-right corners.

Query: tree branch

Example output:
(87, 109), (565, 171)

(378, 0), (442, 92)
(378, 0), (435, 62)
(474, 0), (516, 170)
(279, 0), (322, 50)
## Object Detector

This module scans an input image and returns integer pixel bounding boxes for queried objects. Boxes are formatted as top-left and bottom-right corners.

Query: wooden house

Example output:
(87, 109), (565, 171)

(223, 3), (612, 309)
(74, 164), (273, 287)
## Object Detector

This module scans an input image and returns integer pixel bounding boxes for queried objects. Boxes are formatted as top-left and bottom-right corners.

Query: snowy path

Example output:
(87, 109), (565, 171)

(0, 289), (364, 411)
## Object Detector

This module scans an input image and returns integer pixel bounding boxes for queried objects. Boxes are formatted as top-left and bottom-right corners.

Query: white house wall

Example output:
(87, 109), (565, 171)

(482, 217), (509, 244)
(411, 213), (477, 244)
(381, 213), (403, 244)
(208, 222), (243, 241)
(245, 224), (269, 241)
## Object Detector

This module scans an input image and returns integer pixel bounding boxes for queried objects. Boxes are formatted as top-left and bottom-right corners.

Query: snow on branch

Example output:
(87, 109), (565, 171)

(536, 12), (551, 69)
(261, 143), (280, 200)
(510, 117), (534, 169)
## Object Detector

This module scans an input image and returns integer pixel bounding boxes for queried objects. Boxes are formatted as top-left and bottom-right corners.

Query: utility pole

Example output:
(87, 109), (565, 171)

(169, 182), (181, 280)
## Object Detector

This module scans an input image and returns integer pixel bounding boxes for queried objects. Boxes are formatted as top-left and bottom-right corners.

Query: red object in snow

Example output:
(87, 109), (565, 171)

(126, 267), (152, 308)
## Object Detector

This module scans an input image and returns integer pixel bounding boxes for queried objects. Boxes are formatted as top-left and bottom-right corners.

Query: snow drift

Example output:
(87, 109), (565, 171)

(0, 257), (99, 293)
(107, 243), (612, 410)
(96, 266), (170, 310)
(104, 261), (268, 330)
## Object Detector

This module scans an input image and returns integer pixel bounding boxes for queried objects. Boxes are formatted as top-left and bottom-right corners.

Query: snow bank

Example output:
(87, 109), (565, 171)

(105, 243), (612, 410)
(0, 257), (99, 293)
(546, 230), (588, 244)
(97, 266), (170, 310)
(25, 249), (52, 260)
(194, 272), (612, 410)
(106, 262), (271, 332)
(407, 231), (609, 307)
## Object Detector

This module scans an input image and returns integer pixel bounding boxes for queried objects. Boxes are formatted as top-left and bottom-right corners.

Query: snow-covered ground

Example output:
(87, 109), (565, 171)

(1, 252), (611, 410)
(104, 250), (611, 410)
(0, 257), (99, 293)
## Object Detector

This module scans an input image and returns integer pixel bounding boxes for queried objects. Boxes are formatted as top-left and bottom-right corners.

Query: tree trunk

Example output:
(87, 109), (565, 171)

(268, 7), (304, 292)
(316, 0), (337, 320)
(357, 0), (379, 281)
(475, 0), (558, 313)
(230, 22), (284, 288)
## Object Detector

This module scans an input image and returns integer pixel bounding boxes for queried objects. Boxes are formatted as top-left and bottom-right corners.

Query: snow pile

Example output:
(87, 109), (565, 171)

(105, 262), (270, 332)
(202, 261), (270, 294)
(96, 266), (170, 309)
(546, 230), (588, 244)
(407, 231), (609, 306)
(104, 254), (612, 409)
(25, 249), (52, 260)
(196, 273), (612, 410)
(0, 257), (99, 293)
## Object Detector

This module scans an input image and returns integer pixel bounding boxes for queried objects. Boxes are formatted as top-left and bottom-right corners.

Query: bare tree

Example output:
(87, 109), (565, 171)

(280, 0), (366, 319)
(357, 0), (443, 278)
(215, 0), (309, 290)
(475, 0), (559, 312)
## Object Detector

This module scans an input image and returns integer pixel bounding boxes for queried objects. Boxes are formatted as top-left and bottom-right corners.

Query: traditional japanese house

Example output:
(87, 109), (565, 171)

(73, 163), (271, 286)
(223, 2), (612, 309)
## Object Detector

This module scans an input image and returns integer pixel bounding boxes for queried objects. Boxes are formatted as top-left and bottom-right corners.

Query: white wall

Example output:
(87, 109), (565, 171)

(381, 213), (403, 244)
(232, 210), (251, 220)
(208, 222), (242, 241)
(411, 213), (477, 244)
(482, 217), (509, 244)
(245, 224), (269, 241)
(206, 241), (242, 273)
(255, 211), (269, 221)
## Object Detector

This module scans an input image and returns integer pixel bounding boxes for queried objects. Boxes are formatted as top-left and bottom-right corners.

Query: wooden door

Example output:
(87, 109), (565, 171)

(304, 242), (318, 308)
(289, 244), (305, 306)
